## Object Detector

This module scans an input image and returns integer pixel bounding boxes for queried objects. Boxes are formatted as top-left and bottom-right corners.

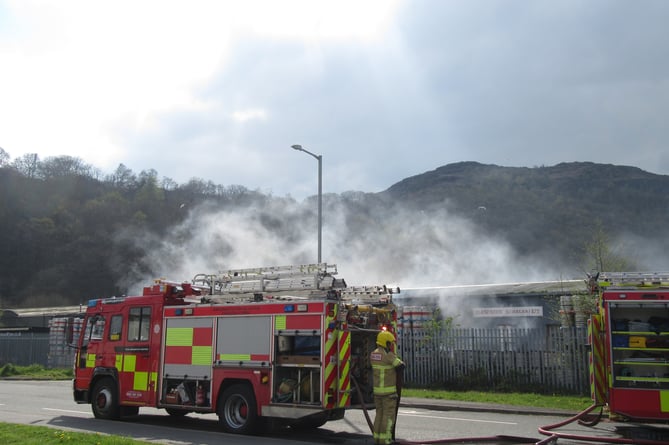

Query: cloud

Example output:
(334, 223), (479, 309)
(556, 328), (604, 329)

(397, 1), (669, 173)
(231, 109), (268, 123)
(2, 0), (669, 200)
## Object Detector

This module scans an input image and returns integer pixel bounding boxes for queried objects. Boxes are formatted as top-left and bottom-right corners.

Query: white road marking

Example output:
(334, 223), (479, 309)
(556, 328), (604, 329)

(43, 407), (91, 415)
(399, 411), (517, 425)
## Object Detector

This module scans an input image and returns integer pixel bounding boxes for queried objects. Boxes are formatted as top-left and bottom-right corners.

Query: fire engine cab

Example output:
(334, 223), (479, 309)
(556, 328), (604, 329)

(73, 263), (398, 434)
(589, 272), (669, 422)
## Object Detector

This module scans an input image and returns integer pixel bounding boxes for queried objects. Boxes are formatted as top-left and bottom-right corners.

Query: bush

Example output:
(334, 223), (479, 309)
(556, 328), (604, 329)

(0, 363), (73, 379)
(0, 363), (17, 377)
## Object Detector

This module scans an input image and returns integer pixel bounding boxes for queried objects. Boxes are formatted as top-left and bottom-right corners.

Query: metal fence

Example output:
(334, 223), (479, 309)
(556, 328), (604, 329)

(0, 332), (50, 367)
(2, 322), (591, 396)
(0, 317), (81, 368)
(398, 326), (590, 395)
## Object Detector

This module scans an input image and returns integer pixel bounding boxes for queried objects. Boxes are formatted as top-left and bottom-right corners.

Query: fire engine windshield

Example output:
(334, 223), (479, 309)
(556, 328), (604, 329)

(82, 315), (105, 347)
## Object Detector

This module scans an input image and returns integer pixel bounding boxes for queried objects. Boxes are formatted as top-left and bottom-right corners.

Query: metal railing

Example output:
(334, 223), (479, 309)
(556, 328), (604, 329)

(398, 325), (590, 395)
(2, 323), (591, 396)
(0, 332), (50, 367)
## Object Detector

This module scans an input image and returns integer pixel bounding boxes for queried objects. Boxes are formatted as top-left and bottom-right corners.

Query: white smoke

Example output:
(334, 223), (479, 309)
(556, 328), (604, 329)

(117, 196), (566, 295)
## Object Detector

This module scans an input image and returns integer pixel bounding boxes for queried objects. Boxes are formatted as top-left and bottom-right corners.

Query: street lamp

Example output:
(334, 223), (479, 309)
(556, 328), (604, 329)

(291, 144), (322, 264)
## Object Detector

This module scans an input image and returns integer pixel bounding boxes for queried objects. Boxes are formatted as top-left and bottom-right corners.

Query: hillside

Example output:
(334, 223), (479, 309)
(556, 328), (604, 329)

(382, 161), (669, 263)
(1, 159), (668, 307)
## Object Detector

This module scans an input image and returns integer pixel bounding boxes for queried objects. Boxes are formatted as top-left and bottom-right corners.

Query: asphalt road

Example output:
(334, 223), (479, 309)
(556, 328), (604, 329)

(2, 380), (666, 444)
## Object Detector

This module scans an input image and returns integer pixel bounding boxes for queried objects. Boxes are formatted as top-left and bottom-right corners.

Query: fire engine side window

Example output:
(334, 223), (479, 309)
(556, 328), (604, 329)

(128, 307), (151, 342)
(108, 315), (123, 341)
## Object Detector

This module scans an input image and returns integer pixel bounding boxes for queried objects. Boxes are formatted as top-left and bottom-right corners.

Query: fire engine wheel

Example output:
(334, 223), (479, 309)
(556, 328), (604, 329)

(290, 412), (328, 430)
(91, 377), (121, 420)
(120, 406), (139, 417)
(218, 384), (259, 434)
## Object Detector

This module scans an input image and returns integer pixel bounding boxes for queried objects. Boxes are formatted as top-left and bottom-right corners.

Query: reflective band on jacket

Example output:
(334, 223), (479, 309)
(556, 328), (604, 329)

(370, 347), (402, 395)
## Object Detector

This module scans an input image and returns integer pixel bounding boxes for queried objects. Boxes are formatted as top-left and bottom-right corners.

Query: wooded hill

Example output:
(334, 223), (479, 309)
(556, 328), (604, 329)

(1, 154), (668, 308)
(382, 161), (669, 265)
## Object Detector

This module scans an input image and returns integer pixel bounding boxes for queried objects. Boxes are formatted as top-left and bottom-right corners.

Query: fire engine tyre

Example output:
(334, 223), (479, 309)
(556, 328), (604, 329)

(91, 377), (121, 420)
(120, 406), (139, 417)
(290, 412), (328, 430)
(218, 384), (259, 435)
(165, 408), (189, 417)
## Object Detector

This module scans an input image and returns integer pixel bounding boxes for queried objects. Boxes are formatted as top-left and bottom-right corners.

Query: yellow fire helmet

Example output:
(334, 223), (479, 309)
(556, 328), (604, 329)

(376, 330), (395, 348)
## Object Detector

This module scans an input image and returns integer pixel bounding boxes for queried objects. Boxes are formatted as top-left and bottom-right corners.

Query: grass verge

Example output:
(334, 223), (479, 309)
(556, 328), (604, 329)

(1, 365), (592, 442)
(0, 363), (72, 379)
(402, 388), (592, 412)
(1, 363), (592, 412)
(0, 422), (150, 444)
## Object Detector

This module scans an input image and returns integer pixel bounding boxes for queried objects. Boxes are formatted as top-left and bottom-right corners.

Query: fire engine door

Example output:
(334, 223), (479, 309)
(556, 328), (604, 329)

(116, 306), (156, 405)
(75, 314), (108, 391)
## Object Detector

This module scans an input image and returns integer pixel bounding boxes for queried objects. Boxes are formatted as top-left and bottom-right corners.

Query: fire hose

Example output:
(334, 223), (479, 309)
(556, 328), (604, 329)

(350, 374), (539, 444)
(536, 403), (669, 445)
(350, 376), (669, 445)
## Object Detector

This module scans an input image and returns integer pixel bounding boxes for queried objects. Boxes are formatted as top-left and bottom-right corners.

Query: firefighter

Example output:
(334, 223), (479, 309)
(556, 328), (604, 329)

(370, 330), (405, 445)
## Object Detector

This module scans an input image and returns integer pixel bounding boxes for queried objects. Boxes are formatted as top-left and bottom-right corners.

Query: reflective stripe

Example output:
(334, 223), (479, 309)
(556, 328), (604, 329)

(192, 346), (213, 365)
(370, 347), (403, 396)
(134, 371), (148, 391)
(338, 330), (351, 407)
(166, 327), (193, 346)
(589, 314), (606, 403)
(219, 353), (250, 361)
(372, 363), (396, 394)
(112, 353), (151, 392)
(324, 305), (337, 408)
(275, 315), (287, 331)
(122, 354), (136, 372)
(165, 325), (213, 366)
(373, 430), (393, 443)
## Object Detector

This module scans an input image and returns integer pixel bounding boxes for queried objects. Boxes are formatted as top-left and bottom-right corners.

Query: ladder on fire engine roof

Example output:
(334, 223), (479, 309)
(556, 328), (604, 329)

(191, 263), (397, 304)
(596, 272), (669, 288)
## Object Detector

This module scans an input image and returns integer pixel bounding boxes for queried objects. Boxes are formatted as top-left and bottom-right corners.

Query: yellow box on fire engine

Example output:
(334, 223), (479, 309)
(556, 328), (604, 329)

(629, 336), (647, 348)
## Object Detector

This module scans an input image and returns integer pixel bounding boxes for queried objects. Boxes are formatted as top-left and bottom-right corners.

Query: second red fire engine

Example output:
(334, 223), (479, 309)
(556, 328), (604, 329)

(588, 272), (669, 423)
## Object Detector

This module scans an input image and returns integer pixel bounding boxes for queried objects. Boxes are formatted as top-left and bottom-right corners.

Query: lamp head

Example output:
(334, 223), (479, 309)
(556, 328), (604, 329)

(291, 144), (302, 150)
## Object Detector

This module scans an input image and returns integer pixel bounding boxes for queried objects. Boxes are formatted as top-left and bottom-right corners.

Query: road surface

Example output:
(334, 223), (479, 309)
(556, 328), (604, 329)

(3, 380), (665, 444)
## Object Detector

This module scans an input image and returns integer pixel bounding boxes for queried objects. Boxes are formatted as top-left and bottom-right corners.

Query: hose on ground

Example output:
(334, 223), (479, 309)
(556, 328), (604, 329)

(350, 374), (540, 444)
(537, 403), (667, 445)
(350, 378), (669, 444)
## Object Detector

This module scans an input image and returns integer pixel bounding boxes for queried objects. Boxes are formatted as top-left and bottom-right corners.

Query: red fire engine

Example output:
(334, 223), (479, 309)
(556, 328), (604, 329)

(589, 272), (669, 422)
(73, 263), (398, 434)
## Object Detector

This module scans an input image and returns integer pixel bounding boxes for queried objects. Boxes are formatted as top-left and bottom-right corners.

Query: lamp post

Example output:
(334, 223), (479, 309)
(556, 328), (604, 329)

(291, 144), (322, 264)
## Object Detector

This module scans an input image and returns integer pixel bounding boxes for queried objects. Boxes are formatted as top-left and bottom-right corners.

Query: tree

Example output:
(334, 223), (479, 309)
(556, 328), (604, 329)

(581, 221), (636, 273)
(105, 163), (137, 190)
(0, 147), (9, 167)
(137, 168), (159, 185)
(134, 170), (165, 228)
(11, 153), (40, 178)
(38, 155), (94, 178)
(161, 176), (178, 191)
(575, 221), (638, 315)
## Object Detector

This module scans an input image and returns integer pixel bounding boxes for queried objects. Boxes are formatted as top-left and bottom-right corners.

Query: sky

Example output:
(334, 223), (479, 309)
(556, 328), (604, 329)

(2, 0), (669, 201)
